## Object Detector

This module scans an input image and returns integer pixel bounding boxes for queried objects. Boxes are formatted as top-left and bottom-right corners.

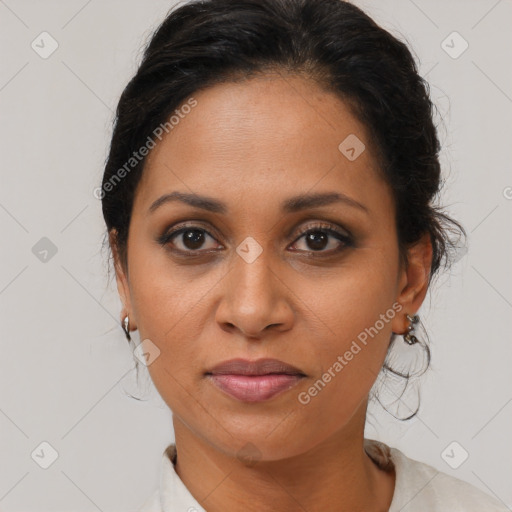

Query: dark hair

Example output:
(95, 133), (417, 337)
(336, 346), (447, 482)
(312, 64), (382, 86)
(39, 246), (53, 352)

(101, 0), (466, 417)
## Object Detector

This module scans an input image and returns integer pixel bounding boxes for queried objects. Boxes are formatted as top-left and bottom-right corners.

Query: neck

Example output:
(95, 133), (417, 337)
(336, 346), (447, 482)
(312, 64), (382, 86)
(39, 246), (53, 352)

(171, 404), (395, 512)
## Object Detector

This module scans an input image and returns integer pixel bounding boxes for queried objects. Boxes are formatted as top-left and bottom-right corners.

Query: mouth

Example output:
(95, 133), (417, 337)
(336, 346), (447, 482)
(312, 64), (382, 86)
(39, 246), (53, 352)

(205, 358), (306, 403)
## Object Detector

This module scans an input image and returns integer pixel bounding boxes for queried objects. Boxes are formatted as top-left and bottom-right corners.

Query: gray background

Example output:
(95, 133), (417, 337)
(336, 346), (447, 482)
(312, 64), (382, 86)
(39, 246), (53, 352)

(0, 0), (511, 510)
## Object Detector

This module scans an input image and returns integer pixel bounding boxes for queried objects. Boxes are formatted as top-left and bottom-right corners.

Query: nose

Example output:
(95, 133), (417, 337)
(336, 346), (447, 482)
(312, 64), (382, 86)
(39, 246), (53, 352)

(215, 248), (294, 339)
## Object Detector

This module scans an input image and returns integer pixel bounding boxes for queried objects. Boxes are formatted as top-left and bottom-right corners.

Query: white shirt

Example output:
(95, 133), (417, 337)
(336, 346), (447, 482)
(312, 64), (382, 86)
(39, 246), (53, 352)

(138, 439), (508, 511)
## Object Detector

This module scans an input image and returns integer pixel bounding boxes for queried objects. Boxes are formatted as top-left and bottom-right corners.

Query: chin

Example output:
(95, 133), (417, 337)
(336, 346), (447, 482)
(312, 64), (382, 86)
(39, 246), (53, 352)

(208, 422), (317, 464)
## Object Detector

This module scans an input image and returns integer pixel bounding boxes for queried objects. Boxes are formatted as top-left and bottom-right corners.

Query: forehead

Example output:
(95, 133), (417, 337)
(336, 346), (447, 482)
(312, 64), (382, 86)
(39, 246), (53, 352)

(135, 73), (391, 217)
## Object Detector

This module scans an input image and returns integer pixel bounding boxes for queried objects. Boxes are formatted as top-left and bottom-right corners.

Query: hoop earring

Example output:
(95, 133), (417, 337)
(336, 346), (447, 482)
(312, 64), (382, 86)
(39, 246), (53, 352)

(403, 313), (420, 345)
(122, 314), (131, 343)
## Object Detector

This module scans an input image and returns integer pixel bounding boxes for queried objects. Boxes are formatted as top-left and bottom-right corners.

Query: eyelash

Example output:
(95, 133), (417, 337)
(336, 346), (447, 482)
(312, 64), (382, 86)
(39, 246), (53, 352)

(157, 221), (354, 257)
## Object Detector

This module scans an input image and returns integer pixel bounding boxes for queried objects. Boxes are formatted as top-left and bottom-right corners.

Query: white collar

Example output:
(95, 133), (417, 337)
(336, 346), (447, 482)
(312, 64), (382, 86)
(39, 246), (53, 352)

(158, 444), (206, 511)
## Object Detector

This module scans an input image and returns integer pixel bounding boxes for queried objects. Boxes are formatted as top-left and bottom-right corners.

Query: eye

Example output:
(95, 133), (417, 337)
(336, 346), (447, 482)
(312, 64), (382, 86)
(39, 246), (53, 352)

(157, 221), (353, 256)
(157, 225), (221, 254)
(289, 222), (353, 254)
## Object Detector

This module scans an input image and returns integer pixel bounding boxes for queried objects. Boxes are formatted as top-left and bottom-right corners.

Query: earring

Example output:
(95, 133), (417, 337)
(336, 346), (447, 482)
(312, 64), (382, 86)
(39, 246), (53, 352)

(122, 314), (131, 342)
(403, 313), (420, 345)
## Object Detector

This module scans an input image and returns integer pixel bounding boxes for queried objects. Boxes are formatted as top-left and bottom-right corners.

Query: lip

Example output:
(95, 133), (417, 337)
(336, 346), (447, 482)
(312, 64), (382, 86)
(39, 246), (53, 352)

(205, 358), (306, 403)
(207, 374), (305, 402)
(206, 357), (306, 376)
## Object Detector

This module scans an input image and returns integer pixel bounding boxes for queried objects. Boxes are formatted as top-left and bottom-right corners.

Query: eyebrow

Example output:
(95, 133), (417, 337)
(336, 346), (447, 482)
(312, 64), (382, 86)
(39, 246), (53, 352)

(148, 191), (369, 215)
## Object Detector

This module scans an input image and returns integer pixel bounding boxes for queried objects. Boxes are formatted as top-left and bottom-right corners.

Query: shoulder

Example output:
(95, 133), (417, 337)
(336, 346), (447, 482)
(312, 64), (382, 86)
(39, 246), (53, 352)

(136, 443), (206, 512)
(137, 488), (160, 512)
(135, 445), (175, 511)
(383, 443), (509, 512)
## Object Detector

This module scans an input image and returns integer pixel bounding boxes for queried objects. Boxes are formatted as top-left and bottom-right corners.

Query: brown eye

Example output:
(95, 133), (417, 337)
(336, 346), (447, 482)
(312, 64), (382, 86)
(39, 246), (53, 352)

(181, 229), (207, 250)
(303, 231), (329, 251)
(158, 226), (220, 253)
(290, 223), (353, 254)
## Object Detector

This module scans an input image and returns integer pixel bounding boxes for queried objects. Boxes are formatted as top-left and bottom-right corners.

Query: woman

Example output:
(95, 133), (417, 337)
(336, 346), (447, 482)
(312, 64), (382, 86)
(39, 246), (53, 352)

(100, 0), (507, 510)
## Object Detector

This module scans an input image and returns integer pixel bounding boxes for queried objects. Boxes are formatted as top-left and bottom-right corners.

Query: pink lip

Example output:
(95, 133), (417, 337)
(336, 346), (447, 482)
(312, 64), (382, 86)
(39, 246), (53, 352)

(206, 357), (305, 376)
(207, 374), (304, 402)
(205, 358), (306, 402)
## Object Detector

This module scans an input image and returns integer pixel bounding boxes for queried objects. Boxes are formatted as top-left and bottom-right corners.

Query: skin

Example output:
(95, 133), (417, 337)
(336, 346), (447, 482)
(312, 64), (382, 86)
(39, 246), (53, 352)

(111, 72), (433, 511)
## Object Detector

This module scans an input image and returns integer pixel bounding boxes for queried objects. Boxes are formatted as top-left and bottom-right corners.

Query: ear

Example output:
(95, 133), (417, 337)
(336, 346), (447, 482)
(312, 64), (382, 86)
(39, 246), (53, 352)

(392, 232), (433, 334)
(109, 229), (137, 330)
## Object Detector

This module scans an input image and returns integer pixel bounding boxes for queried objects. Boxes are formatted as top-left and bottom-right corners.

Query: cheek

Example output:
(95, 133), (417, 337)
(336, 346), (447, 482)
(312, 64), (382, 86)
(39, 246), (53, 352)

(127, 238), (209, 338)
(291, 256), (399, 421)
(126, 244), (219, 406)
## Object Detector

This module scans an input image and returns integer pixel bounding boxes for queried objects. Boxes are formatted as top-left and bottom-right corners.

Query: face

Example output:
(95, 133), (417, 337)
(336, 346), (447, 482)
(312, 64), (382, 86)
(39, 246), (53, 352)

(112, 73), (431, 461)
